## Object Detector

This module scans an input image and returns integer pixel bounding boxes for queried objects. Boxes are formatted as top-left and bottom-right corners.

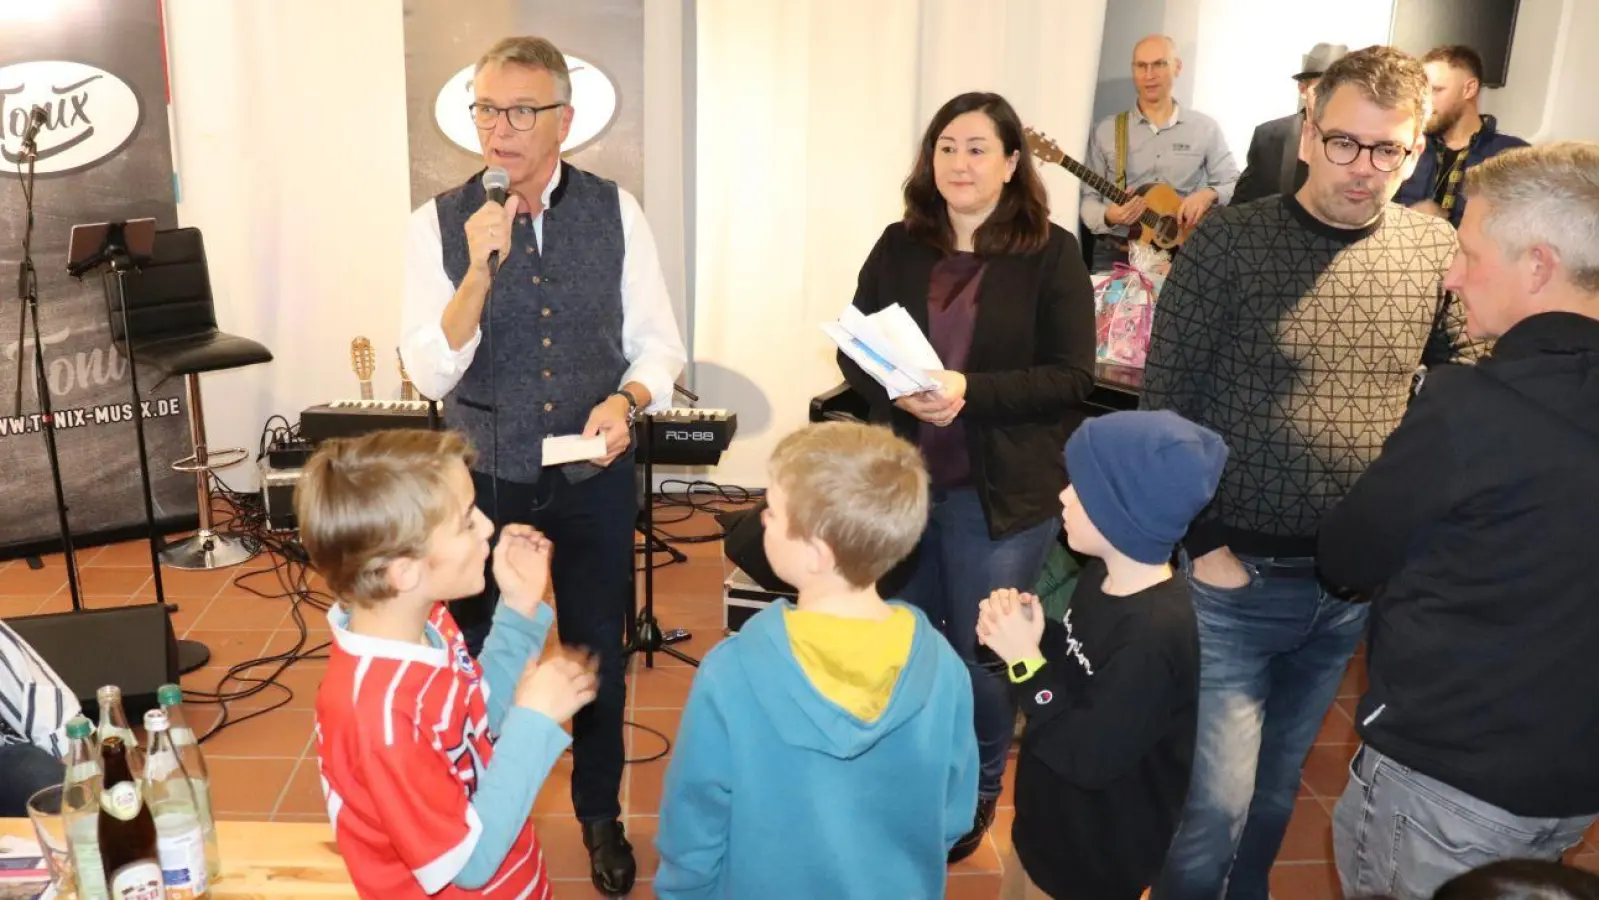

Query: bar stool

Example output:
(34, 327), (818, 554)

(111, 227), (273, 569)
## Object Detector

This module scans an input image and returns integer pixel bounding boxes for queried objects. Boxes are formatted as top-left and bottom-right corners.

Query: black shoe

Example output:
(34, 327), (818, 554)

(582, 818), (637, 896)
(948, 795), (998, 864)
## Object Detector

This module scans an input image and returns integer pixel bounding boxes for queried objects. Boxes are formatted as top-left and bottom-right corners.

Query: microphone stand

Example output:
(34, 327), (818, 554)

(11, 126), (84, 610)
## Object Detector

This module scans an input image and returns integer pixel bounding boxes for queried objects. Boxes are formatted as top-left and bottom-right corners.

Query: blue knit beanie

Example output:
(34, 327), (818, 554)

(1063, 410), (1229, 564)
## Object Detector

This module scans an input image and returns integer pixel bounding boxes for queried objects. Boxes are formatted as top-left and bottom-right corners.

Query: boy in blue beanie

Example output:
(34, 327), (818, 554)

(978, 409), (1227, 900)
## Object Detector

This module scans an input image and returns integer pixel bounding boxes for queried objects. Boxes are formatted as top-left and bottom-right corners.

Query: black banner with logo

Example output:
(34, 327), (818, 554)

(0, 0), (194, 556)
(402, 0), (645, 208)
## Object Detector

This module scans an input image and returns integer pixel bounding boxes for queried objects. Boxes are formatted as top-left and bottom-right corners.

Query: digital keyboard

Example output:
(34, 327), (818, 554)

(643, 408), (737, 466)
(300, 399), (438, 445)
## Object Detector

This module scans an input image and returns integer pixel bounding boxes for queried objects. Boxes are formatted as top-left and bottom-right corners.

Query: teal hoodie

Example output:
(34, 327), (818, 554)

(654, 601), (979, 899)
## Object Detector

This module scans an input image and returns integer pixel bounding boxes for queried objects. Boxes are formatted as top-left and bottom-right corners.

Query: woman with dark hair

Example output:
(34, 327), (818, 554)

(837, 91), (1097, 861)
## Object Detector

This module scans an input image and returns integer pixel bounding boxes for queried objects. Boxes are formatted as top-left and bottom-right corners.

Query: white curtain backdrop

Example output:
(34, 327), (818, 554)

(690, 0), (1108, 487)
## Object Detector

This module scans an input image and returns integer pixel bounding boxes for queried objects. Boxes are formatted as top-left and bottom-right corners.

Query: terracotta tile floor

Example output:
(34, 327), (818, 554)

(4, 509), (1598, 899)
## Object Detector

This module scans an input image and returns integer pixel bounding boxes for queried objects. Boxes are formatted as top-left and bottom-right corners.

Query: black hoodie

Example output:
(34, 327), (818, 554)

(1319, 312), (1599, 817)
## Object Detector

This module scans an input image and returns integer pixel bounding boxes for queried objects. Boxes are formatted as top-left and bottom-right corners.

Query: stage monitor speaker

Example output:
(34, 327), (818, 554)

(4, 604), (179, 723)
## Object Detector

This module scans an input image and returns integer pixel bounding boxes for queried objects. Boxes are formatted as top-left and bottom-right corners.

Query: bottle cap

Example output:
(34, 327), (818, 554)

(96, 684), (121, 699)
(65, 716), (92, 739)
(143, 709), (170, 732)
(157, 684), (183, 706)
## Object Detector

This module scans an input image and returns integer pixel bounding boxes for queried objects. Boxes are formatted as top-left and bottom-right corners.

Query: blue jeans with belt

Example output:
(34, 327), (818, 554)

(898, 487), (1059, 798)
(1153, 553), (1369, 900)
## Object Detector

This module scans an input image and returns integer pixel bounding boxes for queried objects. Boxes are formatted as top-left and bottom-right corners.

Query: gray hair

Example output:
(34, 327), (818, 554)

(1311, 45), (1431, 141)
(476, 36), (571, 104)
(1466, 142), (1599, 292)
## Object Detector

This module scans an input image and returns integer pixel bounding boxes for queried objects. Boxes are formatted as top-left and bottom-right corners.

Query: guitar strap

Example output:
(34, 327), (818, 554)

(1114, 112), (1129, 192)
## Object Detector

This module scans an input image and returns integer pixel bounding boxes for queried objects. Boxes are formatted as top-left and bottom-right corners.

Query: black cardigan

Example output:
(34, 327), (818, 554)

(837, 222), (1097, 539)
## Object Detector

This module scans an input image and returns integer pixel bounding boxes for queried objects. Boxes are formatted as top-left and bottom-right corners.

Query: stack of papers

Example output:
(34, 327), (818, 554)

(823, 304), (944, 399)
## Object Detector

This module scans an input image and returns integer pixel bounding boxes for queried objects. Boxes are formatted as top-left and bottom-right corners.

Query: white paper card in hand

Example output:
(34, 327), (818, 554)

(822, 305), (941, 399)
(542, 434), (608, 466)
(872, 304), (944, 372)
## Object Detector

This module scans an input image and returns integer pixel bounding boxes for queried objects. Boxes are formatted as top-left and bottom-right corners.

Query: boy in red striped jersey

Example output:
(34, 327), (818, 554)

(298, 429), (599, 899)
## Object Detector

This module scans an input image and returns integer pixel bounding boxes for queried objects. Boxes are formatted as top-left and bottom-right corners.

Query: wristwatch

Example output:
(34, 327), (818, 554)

(610, 388), (641, 424)
(1008, 657), (1046, 684)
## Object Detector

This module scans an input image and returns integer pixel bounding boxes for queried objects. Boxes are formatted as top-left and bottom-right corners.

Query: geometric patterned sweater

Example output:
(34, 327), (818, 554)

(1140, 194), (1483, 558)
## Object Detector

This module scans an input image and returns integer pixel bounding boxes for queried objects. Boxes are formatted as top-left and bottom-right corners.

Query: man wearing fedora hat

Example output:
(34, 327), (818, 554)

(1233, 43), (1348, 206)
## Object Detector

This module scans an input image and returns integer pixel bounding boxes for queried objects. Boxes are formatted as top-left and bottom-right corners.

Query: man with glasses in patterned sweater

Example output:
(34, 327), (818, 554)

(1139, 46), (1483, 900)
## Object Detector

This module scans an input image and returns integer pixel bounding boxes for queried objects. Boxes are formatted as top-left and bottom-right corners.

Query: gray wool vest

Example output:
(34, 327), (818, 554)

(435, 163), (628, 483)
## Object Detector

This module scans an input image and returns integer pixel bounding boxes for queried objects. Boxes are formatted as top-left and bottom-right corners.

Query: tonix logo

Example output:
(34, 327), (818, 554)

(434, 55), (619, 156)
(0, 60), (142, 175)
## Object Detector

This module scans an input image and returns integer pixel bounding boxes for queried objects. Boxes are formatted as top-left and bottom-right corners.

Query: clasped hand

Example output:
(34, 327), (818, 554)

(976, 588), (1045, 665)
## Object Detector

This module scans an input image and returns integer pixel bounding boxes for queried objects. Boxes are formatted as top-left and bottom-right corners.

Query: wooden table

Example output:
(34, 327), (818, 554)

(2, 818), (355, 898)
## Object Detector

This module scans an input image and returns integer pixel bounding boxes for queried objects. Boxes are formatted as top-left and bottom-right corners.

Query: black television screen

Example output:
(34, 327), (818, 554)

(1390, 0), (1521, 87)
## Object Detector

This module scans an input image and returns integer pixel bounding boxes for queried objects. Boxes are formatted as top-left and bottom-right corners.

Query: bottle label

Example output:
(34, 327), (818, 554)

(108, 860), (164, 900)
(100, 782), (143, 821)
(155, 819), (210, 899)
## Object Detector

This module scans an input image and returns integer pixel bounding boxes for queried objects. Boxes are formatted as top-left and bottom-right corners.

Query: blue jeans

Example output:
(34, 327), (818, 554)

(899, 487), (1059, 798)
(1153, 555), (1369, 900)
(0, 742), (65, 818)
(1334, 745), (1596, 900)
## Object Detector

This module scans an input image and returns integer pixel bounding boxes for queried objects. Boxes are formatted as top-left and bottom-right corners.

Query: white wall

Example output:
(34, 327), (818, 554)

(164, 0), (415, 493)
(690, 0), (1107, 488)
(1478, 0), (1599, 143)
(164, 0), (692, 491)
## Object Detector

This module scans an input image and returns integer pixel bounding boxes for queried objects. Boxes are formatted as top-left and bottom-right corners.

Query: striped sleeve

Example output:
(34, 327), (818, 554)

(0, 621), (80, 757)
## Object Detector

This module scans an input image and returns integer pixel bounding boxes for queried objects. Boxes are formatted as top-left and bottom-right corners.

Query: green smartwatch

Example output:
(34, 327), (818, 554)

(1008, 657), (1047, 684)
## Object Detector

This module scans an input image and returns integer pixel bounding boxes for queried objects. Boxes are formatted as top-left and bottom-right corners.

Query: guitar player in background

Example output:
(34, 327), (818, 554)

(1081, 34), (1239, 272)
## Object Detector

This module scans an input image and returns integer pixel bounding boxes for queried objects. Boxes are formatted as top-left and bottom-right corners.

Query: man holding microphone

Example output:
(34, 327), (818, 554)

(399, 35), (686, 897)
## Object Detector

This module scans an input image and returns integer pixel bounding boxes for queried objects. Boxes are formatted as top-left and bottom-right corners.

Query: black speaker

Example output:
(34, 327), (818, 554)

(4, 604), (179, 722)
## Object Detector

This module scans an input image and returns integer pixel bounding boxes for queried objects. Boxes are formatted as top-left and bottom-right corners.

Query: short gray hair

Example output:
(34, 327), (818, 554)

(1311, 45), (1431, 141)
(476, 36), (571, 104)
(1466, 142), (1599, 292)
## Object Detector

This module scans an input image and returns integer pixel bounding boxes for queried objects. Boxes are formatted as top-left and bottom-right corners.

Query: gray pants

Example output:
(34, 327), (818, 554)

(1333, 744), (1595, 899)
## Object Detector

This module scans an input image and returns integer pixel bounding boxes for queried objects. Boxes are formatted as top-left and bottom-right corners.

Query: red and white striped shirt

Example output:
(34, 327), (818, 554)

(315, 603), (549, 899)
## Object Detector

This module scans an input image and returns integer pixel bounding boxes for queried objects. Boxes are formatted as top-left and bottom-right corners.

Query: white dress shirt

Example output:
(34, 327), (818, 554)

(0, 620), (80, 758)
(400, 164), (687, 412)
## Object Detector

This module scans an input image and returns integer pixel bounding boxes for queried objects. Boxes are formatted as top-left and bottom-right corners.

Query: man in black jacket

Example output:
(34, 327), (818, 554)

(1320, 142), (1599, 900)
(1232, 43), (1346, 206)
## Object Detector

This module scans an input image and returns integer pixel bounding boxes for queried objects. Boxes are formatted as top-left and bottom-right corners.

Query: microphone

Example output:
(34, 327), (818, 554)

(483, 167), (510, 278)
(20, 106), (47, 152)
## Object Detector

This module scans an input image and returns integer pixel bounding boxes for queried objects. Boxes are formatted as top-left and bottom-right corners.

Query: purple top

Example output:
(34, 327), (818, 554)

(920, 252), (985, 488)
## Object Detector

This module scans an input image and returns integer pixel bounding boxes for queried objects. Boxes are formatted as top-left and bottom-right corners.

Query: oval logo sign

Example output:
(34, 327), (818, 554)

(433, 55), (619, 157)
(0, 60), (142, 175)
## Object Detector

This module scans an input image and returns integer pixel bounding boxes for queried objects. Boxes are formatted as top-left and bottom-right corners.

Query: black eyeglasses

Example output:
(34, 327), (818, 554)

(469, 102), (564, 132)
(1313, 125), (1412, 173)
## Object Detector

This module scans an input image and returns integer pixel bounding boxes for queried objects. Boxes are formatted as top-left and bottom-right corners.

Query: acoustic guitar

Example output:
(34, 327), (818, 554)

(350, 336), (376, 401)
(1024, 126), (1195, 251)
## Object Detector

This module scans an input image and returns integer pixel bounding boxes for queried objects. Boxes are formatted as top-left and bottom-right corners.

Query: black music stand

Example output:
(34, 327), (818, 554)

(68, 219), (210, 674)
(625, 404), (698, 669)
(10, 121), (83, 611)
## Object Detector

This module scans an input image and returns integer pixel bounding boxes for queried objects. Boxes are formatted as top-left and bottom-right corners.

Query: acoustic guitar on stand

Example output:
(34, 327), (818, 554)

(397, 348), (416, 402)
(350, 336), (376, 401)
(1023, 126), (1195, 251)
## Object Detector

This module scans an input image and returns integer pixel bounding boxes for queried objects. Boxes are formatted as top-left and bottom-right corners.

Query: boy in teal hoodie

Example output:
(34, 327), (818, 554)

(655, 421), (979, 899)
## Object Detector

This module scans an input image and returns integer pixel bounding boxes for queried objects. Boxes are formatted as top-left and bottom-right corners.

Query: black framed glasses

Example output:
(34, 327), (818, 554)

(469, 102), (564, 131)
(1313, 125), (1412, 172)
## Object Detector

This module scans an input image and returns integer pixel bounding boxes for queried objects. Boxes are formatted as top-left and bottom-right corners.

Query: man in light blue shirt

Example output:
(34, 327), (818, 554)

(1082, 35), (1239, 270)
